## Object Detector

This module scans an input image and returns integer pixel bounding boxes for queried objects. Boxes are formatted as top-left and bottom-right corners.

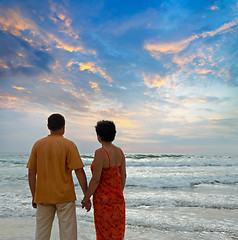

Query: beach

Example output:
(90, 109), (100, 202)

(0, 216), (175, 240)
(1, 208), (238, 240)
(0, 217), (95, 240)
(0, 153), (238, 239)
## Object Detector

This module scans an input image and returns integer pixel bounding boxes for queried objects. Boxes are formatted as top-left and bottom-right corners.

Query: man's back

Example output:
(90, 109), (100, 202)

(27, 135), (84, 204)
(27, 113), (89, 240)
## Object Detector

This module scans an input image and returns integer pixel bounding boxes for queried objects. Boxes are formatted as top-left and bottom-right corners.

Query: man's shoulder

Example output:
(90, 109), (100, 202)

(34, 135), (77, 149)
(62, 138), (80, 156)
(61, 137), (77, 147)
(34, 136), (48, 144)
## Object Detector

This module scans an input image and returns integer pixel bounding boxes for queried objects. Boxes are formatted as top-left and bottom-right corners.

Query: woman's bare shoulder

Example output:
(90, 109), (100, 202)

(95, 147), (105, 156)
(113, 145), (123, 153)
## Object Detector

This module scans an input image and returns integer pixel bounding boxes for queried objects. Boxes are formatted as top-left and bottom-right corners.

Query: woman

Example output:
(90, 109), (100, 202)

(82, 120), (126, 240)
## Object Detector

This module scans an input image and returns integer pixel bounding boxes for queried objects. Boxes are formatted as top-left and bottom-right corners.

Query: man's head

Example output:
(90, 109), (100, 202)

(48, 113), (65, 132)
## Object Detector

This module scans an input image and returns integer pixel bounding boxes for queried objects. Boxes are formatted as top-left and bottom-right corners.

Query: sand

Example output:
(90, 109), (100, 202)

(0, 217), (95, 240)
(1, 215), (236, 239)
(0, 216), (174, 240)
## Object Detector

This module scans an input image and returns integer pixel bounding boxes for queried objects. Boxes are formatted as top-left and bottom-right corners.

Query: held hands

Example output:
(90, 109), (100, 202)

(81, 199), (91, 212)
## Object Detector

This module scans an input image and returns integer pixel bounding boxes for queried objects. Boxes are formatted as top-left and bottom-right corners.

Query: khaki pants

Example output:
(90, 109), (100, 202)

(35, 202), (77, 240)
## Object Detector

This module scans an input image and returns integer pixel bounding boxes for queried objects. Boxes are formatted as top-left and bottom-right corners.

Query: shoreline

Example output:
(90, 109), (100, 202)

(0, 216), (189, 240)
(0, 216), (95, 240)
(1, 215), (237, 240)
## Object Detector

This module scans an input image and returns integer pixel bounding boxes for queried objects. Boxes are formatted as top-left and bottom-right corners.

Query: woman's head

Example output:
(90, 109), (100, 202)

(95, 120), (116, 142)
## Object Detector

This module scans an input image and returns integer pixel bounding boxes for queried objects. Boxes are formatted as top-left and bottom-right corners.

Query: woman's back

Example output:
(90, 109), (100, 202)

(92, 146), (123, 192)
(82, 120), (126, 239)
(92, 146), (125, 239)
(101, 144), (122, 168)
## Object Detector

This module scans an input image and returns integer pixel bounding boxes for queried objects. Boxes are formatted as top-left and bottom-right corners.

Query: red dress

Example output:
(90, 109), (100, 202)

(91, 147), (125, 240)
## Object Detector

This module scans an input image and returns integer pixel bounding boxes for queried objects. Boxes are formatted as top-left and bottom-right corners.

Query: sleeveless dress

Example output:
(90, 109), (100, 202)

(91, 147), (125, 240)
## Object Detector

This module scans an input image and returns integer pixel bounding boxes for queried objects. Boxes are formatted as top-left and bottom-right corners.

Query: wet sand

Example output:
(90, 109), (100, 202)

(0, 216), (178, 240)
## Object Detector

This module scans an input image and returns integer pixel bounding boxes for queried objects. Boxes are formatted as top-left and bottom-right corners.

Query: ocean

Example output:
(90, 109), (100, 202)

(0, 153), (237, 239)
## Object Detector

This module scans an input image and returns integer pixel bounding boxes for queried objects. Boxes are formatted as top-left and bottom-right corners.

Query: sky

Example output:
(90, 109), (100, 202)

(0, 0), (238, 154)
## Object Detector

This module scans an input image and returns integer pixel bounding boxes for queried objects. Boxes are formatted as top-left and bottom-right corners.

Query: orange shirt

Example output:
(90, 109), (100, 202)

(27, 135), (84, 204)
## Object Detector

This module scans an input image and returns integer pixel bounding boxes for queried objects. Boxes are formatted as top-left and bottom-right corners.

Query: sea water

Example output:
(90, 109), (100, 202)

(0, 153), (237, 239)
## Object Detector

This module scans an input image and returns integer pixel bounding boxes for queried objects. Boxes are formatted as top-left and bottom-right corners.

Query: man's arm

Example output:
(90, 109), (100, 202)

(81, 149), (103, 210)
(28, 169), (37, 208)
(75, 168), (88, 195)
(75, 168), (91, 211)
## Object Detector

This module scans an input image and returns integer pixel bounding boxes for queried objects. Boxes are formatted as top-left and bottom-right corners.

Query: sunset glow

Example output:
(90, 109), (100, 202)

(0, 0), (237, 154)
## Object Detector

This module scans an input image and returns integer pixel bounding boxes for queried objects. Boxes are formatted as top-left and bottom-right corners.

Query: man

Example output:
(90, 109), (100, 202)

(27, 113), (91, 240)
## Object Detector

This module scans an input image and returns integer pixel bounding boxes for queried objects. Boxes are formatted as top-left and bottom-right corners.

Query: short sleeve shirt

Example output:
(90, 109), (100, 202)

(27, 135), (84, 204)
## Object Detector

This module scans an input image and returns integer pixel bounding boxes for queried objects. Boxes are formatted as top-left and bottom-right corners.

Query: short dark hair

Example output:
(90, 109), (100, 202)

(95, 120), (116, 142)
(48, 113), (65, 131)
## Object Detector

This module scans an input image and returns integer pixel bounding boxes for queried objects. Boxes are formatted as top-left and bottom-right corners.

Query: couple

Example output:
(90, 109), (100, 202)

(27, 113), (126, 240)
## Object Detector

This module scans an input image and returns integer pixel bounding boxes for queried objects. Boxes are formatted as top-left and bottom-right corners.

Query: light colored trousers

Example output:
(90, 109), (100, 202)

(35, 201), (77, 240)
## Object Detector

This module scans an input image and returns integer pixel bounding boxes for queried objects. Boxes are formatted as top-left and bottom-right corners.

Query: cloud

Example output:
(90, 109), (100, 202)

(209, 117), (238, 128)
(182, 97), (207, 104)
(172, 54), (197, 67)
(0, 8), (38, 37)
(143, 20), (237, 92)
(0, 60), (8, 69)
(0, 90), (28, 109)
(195, 68), (213, 75)
(0, 7), (95, 56)
(0, 6), (98, 80)
(48, 0), (89, 45)
(46, 32), (95, 54)
(208, 5), (219, 11)
(67, 61), (113, 84)
(12, 85), (26, 91)
(40, 76), (73, 86)
(145, 35), (199, 57)
(89, 81), (100, 91)
(0, 9), (53, 76)
(143, 72), (169, 88)
(0, 0), (237, 154)
(144, 20), (238, 58)
(115, 118), (136, 128)
(0, 34), (54, 77)
(201, 20), (238, 37)
(6, 83), (90, 114)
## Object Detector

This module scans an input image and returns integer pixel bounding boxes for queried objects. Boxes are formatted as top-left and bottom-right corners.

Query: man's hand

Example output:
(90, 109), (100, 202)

(32, 199), (37, 208)
(81, 199), (91, 212)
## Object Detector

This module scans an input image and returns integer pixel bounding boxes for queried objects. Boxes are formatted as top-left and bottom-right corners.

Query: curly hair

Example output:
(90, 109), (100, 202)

(95, 120), (116, 142)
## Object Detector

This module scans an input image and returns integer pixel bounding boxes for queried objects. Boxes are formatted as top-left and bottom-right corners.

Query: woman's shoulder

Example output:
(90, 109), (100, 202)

(95, 147), (106, 156)
(113, 145), (124, 154)
(95, 145), (123, 156)
(113, 144), (119, 149)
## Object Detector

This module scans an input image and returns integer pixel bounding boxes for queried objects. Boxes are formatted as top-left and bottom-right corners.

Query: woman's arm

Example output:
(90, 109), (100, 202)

(82, 149), (104, 203)
(120, 151), (127, 191)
